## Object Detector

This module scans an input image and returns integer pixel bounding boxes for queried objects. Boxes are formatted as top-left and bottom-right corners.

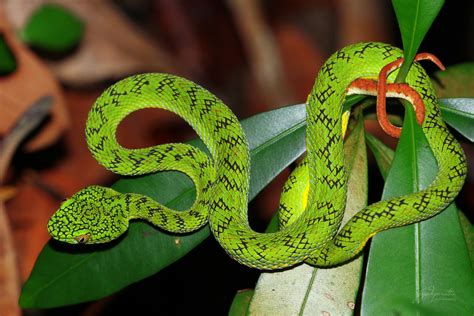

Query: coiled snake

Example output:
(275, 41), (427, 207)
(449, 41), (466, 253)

(48, 42), (467, 269)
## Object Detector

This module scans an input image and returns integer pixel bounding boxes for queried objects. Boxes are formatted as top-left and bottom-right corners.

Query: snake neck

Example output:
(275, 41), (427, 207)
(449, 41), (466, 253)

(125, 192), (209, 233)
(125, 193), (160, 221)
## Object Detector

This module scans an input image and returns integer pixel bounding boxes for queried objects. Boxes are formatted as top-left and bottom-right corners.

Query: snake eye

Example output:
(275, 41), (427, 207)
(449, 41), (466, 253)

(74, 234), (90, 244)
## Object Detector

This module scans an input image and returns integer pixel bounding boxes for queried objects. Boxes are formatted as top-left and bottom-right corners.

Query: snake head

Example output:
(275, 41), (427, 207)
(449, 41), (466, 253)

(48, 185), (130, 244)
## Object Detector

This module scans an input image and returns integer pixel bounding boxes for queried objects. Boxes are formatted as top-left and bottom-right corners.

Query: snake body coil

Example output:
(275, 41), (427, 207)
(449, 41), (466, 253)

(48, 42), (467, 269)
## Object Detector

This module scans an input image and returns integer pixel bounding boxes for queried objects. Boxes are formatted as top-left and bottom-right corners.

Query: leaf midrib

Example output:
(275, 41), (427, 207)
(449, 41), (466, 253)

(409, 123), (422, 307)
(298, 268), (318, 316)
(406, 0), (421, 59)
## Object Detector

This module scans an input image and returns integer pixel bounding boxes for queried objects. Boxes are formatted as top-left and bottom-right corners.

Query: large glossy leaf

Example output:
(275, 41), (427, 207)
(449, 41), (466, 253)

(20, 4), (84, 53)
(392, 0), (444, 81)
(439, 98), (474, 142)
(361, 107), (474, 315)
(20, 104), (307, 308)
(458, 212), (474, 267)
(433, 63), (474, 98)
(367, 132), (474, 269)
(368, 133), (474, 269)
(431, 63), (474, 142)
(228, 289), (254, 316)
(365, 133), (394, 180)
(248, 114), (367, 315)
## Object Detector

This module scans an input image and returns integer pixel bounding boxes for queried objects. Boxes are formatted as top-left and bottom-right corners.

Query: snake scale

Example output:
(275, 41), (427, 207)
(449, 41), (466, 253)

(48, 42), (467, 269)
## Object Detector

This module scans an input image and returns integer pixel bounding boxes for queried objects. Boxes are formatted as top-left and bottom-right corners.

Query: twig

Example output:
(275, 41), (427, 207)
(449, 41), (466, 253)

(227, 0), (293, 107)
(0, 95), (52, 316)
(0, 96), (52, 180)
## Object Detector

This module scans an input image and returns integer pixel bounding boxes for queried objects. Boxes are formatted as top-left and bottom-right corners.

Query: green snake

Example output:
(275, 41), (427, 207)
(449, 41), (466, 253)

(48, 42), (467, 269)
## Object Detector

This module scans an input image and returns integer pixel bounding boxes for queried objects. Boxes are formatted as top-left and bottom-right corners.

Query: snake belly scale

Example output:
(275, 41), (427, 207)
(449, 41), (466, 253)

(48, 42), (467, 270)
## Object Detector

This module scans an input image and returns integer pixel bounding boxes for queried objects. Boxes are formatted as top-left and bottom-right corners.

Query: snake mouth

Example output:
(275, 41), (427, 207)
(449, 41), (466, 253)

(48, 227), (93, 244)
(54, 235), (91, 244)
(50, 236), (81, 244)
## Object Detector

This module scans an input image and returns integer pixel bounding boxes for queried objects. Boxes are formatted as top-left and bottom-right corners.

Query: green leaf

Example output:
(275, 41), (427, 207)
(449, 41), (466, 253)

(20, 104), (307, 308)
(439, 98), (474, 142)
(392, 0), (444, 81)
(433, 63), (474, 98)
(365, 133), (394, 180)
(458, 212), (474, 268)
(229, 289), (254, 316)
(343, 95), (366, 112)
(430, 63), (474, 141)
(264, 213), (280, 234)
(0, 34), (16, 75)
(367, 129), (474, 265)
(361, 107), (474, 315)
(20, 4), (84, 53)
(248, 114), (367, 315)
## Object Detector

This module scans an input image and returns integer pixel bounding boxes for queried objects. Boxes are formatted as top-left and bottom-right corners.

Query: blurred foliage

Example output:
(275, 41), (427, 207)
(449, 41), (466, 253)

(0, 35), (16, 75)
(20, 4), (84, 53)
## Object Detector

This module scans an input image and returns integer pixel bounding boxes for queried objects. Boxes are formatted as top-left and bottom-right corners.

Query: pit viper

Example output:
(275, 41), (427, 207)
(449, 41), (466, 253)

(48, 42), (467, 269)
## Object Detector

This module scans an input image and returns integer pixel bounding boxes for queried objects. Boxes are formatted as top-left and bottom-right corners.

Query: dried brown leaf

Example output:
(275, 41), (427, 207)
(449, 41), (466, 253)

(0, 8), (68, 151)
